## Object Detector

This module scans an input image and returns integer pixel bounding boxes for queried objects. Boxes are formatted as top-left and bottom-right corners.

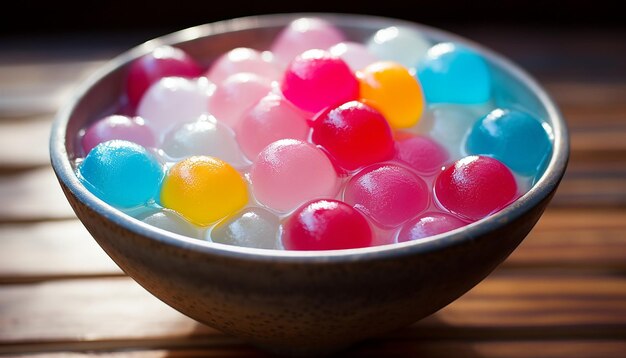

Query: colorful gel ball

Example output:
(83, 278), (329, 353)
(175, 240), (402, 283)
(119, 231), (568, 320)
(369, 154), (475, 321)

(249, 139), (338, 213)
(328, 41), (379, 71)
(160, 156), (248, 226)
(466, 108), (553, 177)
(78, 140), (164, 208)
(281, 49), (359, 114)
(344, 164), (429, 227)
(434, 155), (518, 221)
(125, 45), (202, 108)
(365, 26), (431, 71)
(236, 92), (310, 160)
(204, 47), (281, 84)
(139, 209), (201, 239)
(81, 114), (155, 155)
(208, 73), (273, 129)
(311, 101), (395, 171)
(271, 17), (346, 66)
(137, 76), (215, 137)
(357, 61), (425, 129)
(397, 212), (468, 242)
(210, 207), (280, 249)
(417, 42), (491, 104)
(282, 199), (373, 250)
(161, 115), (247, 167)
(395, 133), (449, 175)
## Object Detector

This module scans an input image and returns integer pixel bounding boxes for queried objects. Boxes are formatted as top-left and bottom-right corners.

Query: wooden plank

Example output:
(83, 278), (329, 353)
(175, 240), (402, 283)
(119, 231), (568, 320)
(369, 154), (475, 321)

(0, 220), (123, 281)
(6, 340), (626, 358)
(0, 116), (55, 170)
(0, 61), (104, 118)
(0, 167), (75, 222)
(0, 273), (624, 347)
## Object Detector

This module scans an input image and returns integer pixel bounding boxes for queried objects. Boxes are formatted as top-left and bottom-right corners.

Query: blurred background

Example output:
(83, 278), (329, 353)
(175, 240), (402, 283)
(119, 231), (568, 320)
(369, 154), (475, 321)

(2, 0), (624, 36)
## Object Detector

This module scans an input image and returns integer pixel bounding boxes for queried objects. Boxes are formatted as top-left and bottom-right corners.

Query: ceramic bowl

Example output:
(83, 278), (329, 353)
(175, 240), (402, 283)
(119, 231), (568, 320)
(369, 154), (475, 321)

(50, 13), (569, 356)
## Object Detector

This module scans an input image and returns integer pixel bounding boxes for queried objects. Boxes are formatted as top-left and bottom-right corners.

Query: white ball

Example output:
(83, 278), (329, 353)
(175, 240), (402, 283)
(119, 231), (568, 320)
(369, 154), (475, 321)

(161, 115), (248, 168)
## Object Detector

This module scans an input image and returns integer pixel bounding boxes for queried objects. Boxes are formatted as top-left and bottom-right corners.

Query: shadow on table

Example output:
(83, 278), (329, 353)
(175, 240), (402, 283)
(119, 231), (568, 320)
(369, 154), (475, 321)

(163, 314), (479, 357)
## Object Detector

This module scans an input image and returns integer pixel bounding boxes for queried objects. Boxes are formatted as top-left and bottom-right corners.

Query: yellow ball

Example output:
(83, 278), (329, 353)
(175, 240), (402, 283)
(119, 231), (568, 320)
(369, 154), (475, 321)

(357, 61), (424, 129)
(160, 156), (248, 226)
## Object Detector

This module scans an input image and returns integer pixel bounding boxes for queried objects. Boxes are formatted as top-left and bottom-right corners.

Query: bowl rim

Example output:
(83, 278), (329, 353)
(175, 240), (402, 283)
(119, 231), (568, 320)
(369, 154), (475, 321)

(50, 12), (570, 263)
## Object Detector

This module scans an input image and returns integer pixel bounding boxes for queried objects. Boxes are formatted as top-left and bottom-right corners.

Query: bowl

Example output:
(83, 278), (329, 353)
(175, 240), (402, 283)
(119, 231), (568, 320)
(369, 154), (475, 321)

(50, 13), (569, 356)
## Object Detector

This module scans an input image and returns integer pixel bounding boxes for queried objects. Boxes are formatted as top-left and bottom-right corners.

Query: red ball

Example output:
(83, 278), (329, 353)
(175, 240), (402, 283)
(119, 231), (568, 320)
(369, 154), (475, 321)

(125, 45), (202, 108)
(281, 49), (359, 114)
(434, 155), (518, 221)
(282, 199), (373, 250)
(311, 101), (395, 171)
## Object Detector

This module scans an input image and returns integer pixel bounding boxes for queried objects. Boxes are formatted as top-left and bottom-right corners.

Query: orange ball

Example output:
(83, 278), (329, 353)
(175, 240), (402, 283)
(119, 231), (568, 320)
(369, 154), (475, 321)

(160, 156), (248, 226)
(357, 61), (424, 129)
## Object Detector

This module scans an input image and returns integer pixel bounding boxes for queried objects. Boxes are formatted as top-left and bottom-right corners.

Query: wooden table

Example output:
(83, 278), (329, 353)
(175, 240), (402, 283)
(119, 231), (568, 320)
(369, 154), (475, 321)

(1, 26), (625, 357)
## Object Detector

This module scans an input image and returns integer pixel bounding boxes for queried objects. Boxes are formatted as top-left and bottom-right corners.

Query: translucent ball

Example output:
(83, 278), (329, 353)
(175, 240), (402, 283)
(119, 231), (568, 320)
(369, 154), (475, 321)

(81, 115), (155, 155)
(136, 76), (215, 137)
(210, 207), (280, 249)
(282, 199), (372, 250)
(357, 61), (425, 129)
(397, 212), (468, 242)
(160, 156), (248, 226)
(204, 47), (282, 84)
(270, 17), (346, 66)
(344, 164), (429, 227)
(328, 41), (379, 71)
(417, 42), (491, 104)
(78, 140), (163, 208)
(466, 108), (553, 176)
(365, 26), (431, 71)
(423, 104), (491, 160)
(208, 73), (273, 129)
(139, 209), (200, 239)
(249, 139), (338, 213)
(395, 133), (449, 175)
(161, 115), (247, 167)
(236, 93), (309, 161)
(281, 49), (358, 114)
(125, 45), (202, 108)
(434, 155), (517, 221)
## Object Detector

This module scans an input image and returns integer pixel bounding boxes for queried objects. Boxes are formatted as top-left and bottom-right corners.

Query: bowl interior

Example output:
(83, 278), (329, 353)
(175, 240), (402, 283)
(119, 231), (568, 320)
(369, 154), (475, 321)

(50, 13), (569, 260)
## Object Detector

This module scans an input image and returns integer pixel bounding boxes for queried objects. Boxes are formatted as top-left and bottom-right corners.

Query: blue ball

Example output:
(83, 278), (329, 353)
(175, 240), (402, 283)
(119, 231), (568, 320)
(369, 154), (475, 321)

(78, 140), (164, 208)
(466, 109), (553, 177)
(417, 42), (491, 104)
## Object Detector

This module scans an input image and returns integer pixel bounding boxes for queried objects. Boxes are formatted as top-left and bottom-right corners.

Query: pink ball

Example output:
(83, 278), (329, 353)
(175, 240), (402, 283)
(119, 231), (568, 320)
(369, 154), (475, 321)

(344, 164), (429, 227)
(271, 17), (346, 66)
(205, 47), (281, 84)
(250, 139), (338, 213)
(282, 199), (373, 251)
(281, 49), (358, 114)
(396, 134), (449, 175)
(236, 93), (310, 160)
(397, 212), (468, 242)
(81, 115), (155, 155)
(328, 41), (379, 71)
(434, 155), (518, 221)
(208, 73), (273, 128)
(137, 76), (215, 137)
(125, 45), (202, 108)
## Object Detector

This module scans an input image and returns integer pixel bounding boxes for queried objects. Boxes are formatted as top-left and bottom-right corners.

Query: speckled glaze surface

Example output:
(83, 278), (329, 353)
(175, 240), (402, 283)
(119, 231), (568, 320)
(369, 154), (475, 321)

(50, 13), (569, 356)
